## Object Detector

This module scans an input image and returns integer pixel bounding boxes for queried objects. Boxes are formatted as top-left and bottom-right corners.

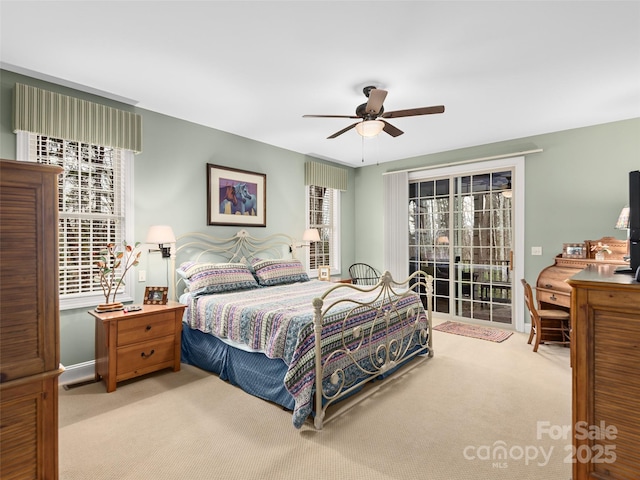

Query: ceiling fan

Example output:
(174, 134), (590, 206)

(303, 86), (445, 139)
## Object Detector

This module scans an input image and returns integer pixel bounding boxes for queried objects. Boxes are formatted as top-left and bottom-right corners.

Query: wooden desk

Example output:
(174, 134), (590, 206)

(536, 255), (627, 312)
(568, 265), (640, 479)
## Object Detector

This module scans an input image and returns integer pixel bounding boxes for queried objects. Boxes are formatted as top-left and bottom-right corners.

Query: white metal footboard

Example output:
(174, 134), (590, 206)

(312, 270), (433, 429)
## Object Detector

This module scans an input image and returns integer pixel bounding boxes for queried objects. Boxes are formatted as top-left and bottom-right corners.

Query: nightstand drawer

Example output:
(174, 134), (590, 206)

(117, 312), (176, 346)
(116, 336), (175, 376)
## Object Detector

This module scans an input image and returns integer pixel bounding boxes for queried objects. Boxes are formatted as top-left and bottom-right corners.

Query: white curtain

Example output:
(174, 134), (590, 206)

(383, 171), (409, 281)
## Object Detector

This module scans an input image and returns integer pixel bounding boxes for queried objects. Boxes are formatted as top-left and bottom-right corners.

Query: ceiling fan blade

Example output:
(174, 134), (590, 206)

(365, 88), (387, 115)
(381, 105), (445, 119)
(381, 120), (404, 137)
(327, 122), (359, 139)
(303, 114), (359, 119)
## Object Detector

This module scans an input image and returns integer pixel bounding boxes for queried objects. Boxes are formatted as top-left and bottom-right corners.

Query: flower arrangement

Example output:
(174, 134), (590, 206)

(590, 242), (611, 259)
(95, 241), (141, 308)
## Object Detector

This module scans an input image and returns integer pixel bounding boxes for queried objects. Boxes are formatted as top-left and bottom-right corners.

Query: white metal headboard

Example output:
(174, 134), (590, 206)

(170, 229), (295, 300)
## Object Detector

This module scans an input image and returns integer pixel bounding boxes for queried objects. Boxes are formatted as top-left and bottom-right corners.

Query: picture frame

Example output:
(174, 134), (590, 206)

(562, 243), (586, 259)
(207, 163), (266, 227)
(143, 286), (168, 305)
(318, 266), (331, 281)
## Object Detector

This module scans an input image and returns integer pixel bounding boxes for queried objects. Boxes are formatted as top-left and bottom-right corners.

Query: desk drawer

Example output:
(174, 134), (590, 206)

(116, 336), (174, 376)
(537, 288), (570, 308)
(117, 312), (175, 346)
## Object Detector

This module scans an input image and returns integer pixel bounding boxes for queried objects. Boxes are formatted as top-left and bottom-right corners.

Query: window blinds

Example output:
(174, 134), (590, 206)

(14, 83), (142, 153)
(308, 185), (338, 270)
(30, 134), (126, 298)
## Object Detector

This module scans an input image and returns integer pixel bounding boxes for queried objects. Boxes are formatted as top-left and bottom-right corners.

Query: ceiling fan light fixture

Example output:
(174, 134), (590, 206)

(355, 120), (384, 137)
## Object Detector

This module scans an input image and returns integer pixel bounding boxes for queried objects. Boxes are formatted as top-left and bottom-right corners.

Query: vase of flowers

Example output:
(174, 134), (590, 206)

(95, 241), (141, 312)
(591, 242), (611, 261)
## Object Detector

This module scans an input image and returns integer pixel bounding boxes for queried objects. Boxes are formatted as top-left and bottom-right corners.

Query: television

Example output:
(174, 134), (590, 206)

(629, 170), (640, 275)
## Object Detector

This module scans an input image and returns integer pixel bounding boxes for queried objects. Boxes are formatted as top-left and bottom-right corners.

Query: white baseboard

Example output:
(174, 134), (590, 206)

(59, 360), (95, 386)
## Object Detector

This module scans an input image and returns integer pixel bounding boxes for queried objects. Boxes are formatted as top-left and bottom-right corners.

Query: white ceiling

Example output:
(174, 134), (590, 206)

(1, 1), (639, 167)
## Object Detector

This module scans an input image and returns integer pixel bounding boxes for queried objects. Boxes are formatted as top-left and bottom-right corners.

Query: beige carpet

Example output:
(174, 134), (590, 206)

(59, 319), (572, 480)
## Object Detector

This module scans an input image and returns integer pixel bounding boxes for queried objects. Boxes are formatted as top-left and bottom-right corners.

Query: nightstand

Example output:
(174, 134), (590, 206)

(333, 278), (352, 284)
(90, 301), (186, 392)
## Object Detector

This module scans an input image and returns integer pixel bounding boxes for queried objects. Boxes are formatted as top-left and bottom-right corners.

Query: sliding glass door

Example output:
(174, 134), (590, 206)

(409, 169), (514, 325)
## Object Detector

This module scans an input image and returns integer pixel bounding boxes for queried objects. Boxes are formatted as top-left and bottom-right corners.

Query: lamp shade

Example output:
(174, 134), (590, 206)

(355, 120), (384, 137)
(302, 228), (321, 242)
(615, 206), (630, 230)
(146, 225), (176, 244)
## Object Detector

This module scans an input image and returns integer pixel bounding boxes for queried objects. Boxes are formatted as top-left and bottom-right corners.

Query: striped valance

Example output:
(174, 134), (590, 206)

(14, 83), (142, 153)
(304, 161), (348, 191)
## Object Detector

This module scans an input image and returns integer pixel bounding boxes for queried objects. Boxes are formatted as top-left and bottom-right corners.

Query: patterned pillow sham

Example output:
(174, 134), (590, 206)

(176, 261), (196, 282)
(178, 262), (258, 295)
(251, 258), (309, 286)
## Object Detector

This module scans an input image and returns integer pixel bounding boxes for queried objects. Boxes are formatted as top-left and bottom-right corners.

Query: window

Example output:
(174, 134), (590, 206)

(306, 185), (340, 275)
(20, 132), (134, 309)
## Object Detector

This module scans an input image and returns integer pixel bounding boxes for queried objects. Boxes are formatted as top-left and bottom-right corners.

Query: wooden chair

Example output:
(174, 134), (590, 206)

(348, 263), (381, 285)
(521, 278), (570, 352)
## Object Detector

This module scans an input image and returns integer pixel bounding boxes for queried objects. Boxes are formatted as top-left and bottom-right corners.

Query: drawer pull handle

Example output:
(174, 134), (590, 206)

(545, 284), (552, 288)
(141, 349), (155, 359)
(550, 294), (557, 301)
(145, 325), (152, 331)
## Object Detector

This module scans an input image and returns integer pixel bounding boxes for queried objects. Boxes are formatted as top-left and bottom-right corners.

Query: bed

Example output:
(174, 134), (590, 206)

(172, 230), (433, 429)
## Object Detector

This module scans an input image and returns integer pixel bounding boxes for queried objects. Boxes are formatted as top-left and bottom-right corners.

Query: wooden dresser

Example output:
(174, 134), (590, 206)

(0, 160), (63, 480)
(568, 265), (640, 480)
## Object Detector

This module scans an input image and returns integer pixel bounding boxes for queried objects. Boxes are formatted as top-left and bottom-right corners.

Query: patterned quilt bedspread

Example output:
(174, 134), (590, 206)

(183, 279), (428, 428)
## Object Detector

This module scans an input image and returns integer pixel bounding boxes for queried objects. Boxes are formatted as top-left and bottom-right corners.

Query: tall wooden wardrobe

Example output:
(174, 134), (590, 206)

(0, 159), (63, 479)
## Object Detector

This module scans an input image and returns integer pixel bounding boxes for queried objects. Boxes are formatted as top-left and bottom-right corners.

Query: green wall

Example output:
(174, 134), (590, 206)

(354, 118), (640, 288)
(1, 69), (639, 367)
(0, 70), (356, 366)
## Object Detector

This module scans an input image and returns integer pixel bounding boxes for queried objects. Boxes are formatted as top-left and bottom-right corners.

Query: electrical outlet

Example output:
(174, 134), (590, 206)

(138, 270), (146, 282)
(531, 246), (543, 256)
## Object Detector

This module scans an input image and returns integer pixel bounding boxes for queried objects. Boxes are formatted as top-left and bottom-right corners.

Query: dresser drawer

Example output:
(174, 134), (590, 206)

(117, 312), (176, 346)
(116, 336), (175, 377)
(587, 289), (640, 310)
(536, 288), (570, 308)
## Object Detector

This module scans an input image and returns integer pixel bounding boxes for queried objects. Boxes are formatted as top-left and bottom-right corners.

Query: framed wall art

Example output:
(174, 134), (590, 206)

(207, 164), (266, 227)
(143, 286), (168, 305)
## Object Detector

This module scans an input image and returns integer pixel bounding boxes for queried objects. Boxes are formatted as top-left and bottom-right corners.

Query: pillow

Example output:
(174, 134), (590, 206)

(176, 261), (198, 279)
(251, 258), (309, 286)
(179, 262), (258, 295)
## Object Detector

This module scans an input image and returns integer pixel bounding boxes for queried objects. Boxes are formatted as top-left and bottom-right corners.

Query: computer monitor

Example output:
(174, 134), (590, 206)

(629, 170), (640, 274)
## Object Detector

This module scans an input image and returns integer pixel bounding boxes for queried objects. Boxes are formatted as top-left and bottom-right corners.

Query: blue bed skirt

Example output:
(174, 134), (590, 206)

(181, 323), (296, 410)
(181, 323), (429, 418)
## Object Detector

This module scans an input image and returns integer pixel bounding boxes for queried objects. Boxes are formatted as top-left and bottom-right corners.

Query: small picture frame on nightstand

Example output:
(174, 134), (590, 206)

(143, 286), (168, 305)
(318, 266), (330, 281)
